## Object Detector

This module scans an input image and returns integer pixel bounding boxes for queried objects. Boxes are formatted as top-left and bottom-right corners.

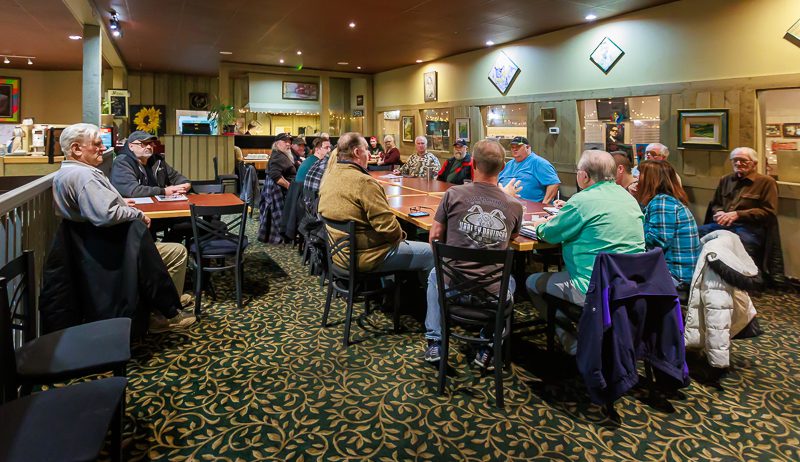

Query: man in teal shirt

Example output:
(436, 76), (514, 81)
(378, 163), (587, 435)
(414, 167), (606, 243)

(295, 137), (332, 183)
(526, 150), (644, 354)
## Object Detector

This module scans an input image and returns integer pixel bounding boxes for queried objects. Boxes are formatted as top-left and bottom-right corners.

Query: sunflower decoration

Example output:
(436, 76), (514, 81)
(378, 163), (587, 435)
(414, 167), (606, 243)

(133, 106), (162, 134)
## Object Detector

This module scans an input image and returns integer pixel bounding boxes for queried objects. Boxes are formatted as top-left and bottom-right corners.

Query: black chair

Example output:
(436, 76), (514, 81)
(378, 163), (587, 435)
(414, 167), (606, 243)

(432, 241), (515, 408)
(191, 180), (225, 194)
(189, 202), (248, 315)
(320, 218), (400, 349)
(0, 377), (128, 462)
(214, 156), (238, 192)
(0, 250), (131, 459)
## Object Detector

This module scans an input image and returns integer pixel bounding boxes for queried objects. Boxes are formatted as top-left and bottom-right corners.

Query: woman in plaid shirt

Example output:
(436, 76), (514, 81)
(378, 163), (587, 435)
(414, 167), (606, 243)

(637, 161), (700, 286)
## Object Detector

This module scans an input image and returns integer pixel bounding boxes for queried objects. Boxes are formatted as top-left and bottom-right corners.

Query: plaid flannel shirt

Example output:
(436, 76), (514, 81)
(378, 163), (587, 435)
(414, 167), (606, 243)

(644, 194), (700, 284)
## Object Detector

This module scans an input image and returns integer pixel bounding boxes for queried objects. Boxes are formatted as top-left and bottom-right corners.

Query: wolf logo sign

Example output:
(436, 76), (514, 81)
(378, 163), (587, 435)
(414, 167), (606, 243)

(458, 205), (509, 246)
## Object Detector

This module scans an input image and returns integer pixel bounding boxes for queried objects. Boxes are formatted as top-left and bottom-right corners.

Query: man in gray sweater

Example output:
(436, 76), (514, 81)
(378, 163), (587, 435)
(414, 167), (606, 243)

(53, 123), (195, 333)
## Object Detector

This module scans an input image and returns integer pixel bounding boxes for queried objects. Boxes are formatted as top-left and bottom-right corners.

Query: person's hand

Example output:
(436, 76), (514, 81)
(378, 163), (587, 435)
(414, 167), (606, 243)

(531, 217), (549, 228)
(553, 199), (566, 208)
(165, 185), (185, 196)
(392, 169), (400, 175)
(176, 183), (191, 194)
(500, 179), (522, 198)
(125, 198), (136, 207)
(141, 214), (152, 228)
(715, 211), (739, 227)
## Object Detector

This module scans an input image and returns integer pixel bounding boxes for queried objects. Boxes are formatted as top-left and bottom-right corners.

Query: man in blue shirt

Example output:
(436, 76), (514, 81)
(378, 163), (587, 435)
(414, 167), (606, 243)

(497, 136), (560, 203)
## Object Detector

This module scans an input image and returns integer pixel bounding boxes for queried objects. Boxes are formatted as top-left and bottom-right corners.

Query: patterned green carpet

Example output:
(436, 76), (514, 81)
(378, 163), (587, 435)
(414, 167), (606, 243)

(119, 223), (800, 461)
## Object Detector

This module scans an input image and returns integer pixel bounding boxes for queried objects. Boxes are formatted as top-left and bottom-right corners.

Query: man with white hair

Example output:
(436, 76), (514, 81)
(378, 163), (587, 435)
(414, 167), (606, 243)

(395, 136), (441, 178)
(632, 142), (670, 177)
(526, 150), (644, 354)
(698, 147), (777, 259)
(52, 123), (195, 333)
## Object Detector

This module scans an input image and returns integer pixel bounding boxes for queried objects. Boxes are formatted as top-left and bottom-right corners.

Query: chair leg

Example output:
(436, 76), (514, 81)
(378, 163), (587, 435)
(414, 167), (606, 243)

(236, 260), (243, 309)
(438, 332), (449, 395)
(392, 281), (401, 333)
(342, 292), (355, 349)
(110, 387), (125, 462)
(194, 263), (203, 317)
(494, 335), (505, 408)
(504, 316), (512, 370)
(322, 280), (334, 327)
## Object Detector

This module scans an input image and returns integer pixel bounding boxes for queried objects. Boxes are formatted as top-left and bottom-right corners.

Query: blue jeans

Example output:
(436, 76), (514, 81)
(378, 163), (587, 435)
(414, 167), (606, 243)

(697, 222), (764, 259)
(373, 240), (434, 274)
(424, 268), (516, 341)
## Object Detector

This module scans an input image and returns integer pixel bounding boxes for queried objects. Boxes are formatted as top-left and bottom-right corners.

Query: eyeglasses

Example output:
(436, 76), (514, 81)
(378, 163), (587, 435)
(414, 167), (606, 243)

(409, 206), (434, 213)
(130, 141), (156, 148)
(731, 158), (752, 164)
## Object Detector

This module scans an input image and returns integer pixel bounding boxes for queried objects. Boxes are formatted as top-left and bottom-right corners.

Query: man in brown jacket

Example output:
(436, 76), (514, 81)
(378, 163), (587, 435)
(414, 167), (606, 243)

(318, 132), (433, 274)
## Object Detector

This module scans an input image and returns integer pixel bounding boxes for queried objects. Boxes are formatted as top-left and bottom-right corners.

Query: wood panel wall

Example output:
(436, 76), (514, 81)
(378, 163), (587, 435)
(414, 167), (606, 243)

(160, 135), (236, 181)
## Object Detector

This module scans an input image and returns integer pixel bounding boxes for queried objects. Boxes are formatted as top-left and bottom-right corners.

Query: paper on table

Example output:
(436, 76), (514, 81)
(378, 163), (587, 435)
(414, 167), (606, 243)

(155, 194), (188, 202)
(380, 174), (403, 179)
(129, 197), (154, 204)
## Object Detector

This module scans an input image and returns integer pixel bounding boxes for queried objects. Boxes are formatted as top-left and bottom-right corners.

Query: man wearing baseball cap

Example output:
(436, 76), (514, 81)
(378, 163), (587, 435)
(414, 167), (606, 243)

(111, 131), (191, 198)
(291, 136), (307, 166)
(436, 138), (473, 185)
(497, 136), (560, 203)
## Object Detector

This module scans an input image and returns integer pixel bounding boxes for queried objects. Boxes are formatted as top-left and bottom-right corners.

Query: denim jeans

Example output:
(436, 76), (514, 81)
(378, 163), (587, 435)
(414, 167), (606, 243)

(424, 268), (516, 341)
(373, 240), (434, 274)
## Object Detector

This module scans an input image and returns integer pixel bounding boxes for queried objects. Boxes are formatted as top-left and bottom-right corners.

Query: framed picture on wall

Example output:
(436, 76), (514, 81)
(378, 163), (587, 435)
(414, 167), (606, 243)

(356, 94), (364, 106)
(107, 89), (129, 118)
(589, 37), (625, 74)
(424, 71), (438, 102)
(540, 107), (557, 122)
(189, 92), (209, 110)
(129, 105), (167, 136)
(402, 116), (414, 142)
(677, 109), (729, 150)
(0, 76), (21, 123)
(765, 124), (781, 137)
(784, 18), (800, 47)
(782, 123), (800, 138)
(282, 81), (319, 100)
(488, 51), (520, 95)
(455, 118), (470, 140)
(605, 123), (625, 152)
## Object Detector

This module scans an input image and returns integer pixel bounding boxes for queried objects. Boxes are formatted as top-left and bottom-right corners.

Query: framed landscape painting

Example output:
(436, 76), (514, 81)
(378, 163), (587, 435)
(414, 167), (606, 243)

(455, 118), (470, 140)
(677, 109), (729, 150)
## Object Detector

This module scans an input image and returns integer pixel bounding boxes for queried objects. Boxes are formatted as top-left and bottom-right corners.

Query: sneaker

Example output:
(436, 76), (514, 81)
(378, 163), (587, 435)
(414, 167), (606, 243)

(180, 293), (194, 309)
(424, 340), (441, 363)
(474, 346), (495, 371)
(149, 310), (196, 334)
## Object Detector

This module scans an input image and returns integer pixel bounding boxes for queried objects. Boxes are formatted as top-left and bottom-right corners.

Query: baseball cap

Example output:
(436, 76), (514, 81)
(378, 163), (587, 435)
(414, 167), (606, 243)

(274, 132), (291, 142)
(453, 138), (469, 147)
(127, 131), (157, 144)
(510, 136), (529, 145)
(292, 136), (306, 145)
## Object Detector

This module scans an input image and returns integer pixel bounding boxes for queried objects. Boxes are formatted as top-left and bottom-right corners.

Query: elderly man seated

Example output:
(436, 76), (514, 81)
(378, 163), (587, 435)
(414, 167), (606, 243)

(698, 147), (778, 262)
(633, 142), (670, 177)
(526, 150), (644, 354)
(436, 138), (473, 184)
(319, 132), (434, 275)
(395, 136), (441, 178)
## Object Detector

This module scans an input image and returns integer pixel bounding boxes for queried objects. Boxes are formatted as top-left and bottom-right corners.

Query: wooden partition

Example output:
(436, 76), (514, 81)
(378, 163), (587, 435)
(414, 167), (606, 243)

(160, 135), (236, 181)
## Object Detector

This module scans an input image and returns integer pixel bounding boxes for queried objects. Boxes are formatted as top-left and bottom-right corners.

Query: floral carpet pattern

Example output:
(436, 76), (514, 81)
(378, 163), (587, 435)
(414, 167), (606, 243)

(120, 225), (800, 461)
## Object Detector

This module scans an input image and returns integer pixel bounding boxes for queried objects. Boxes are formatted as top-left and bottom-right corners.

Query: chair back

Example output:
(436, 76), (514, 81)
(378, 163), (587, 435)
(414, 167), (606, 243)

(320, 217), (356, 281)
(189, 203), (247, 261)
(432, 241), (515, 325)
(213, 156), (221, 179)
(0, 250), (36, 402)
(191, 180), (225, 194)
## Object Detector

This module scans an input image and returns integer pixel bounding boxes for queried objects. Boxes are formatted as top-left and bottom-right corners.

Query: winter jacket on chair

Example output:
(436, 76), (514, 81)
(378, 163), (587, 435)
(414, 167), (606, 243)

(684, 230), (759, 368)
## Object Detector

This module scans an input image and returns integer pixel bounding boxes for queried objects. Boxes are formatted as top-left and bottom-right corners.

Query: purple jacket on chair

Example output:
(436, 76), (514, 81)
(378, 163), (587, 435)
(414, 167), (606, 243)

(577, 249), (690, 404)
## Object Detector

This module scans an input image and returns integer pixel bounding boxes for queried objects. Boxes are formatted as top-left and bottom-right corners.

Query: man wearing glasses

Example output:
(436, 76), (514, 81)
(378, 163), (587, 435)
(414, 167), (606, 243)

(632, 142), (671, 177)
(111, 131), (191, 198)
(698, 147), (778, 260)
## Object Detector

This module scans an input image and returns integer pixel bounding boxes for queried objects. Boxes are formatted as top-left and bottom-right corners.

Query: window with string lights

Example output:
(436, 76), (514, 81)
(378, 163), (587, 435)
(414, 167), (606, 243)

(580, 96), (661, 167)
(482, 104), (527, 155)
(424, 109), (450, 151)
(757, 88), (800, 183)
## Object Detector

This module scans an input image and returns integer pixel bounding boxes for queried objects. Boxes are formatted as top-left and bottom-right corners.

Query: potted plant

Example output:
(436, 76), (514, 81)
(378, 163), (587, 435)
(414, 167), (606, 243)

(100, 99), (114, 127)
(209, 102), (237, 135)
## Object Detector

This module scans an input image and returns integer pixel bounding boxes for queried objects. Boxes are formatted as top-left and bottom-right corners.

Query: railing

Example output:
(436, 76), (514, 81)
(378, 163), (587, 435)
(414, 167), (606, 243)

(0, 173), (60, 341)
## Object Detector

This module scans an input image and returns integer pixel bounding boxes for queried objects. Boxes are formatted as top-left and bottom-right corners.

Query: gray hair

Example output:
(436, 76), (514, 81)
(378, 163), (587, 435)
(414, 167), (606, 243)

(730, 147), (757, 162)
(414, 135), (427, 146)
(646, 142), (670, 158)
(337, 132), (367, 161)
(578, 150), (616, 183)
(383, 135), (394, 144)
(60, 123), (100, 157)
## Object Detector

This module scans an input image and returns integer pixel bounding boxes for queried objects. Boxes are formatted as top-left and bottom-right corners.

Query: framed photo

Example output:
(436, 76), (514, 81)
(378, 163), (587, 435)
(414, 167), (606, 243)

(130, 105), (167, 136)
(773, 141), (798, 151)
(590, 37), (625, 74)
(107, 89), (129, 118)
(785, 18), (800, 47)
(423, 71), (437, 102)
(282, 81), (319, 100)
(782, 123), (800, 138)
(605, 123), (625, 152)
(0, 76), (21, 123)
(356, 94), (364, 106)
(488, 51), (521, 95)
(765, 124), (781, 137)
(189, 92), (208, 110)
(677, 109), (729, 150)
(455, 118), (470, 140)
(401, 116), (414, 142)
(540, 107), (557, 122)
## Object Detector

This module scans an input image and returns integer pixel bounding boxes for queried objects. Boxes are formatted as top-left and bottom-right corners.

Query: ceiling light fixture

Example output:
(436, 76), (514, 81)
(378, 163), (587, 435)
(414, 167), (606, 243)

(296, 51), (302, 55)
(279, 58), (285, 64)
(111, 29), (122, 38)
(3, 57), (9, 64)
(68, 35), (82, 40)
(585, 14), (597, 21)
(348, 21), (356, 28)
(416, 59), (423, 63)
(357, 66), (362, 70)
(27, 58), (33, 65)
(109, 11), (120, 30)
(219, 51), (233, 55)
(485, 40), (495, 46)
(1, 55), (35, 65)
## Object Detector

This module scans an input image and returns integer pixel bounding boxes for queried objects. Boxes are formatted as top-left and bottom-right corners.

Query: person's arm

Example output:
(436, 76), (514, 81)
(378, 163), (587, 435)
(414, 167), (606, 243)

(436, 160), (449, 182)
(643, 197), (675, 251)
(383, 148), (400, 165)
(77, 179), (146, 227)
(362, 181), (403, 244)
(709, 178), (726, 216)
(427, 154), (442, 175)
(164, 161), (190, 192)
(110, 158), (164, 197)
(542, 184), (559, 204)
(429, 221), (446, 243)
(535, 200), (584, 244)
(268, 153), (291, 189)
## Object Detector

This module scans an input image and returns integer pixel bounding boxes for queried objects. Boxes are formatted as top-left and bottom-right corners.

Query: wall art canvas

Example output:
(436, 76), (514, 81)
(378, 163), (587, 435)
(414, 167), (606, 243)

(282, 81), (319, 100)
(107, 89), (129, 118)
(782, 123), (800, 138)
(402, 116), (414, 142)
(540, 107), (557, 122)
(765, 124), (781, 137)
(785, 18), (800, 47)
(488, 51), (521, 95)
(590, 37), (625, 74)
(130, 105), (167, 136)
(455, 118), (470, 140)
(677, 109), (729, 150)
(0, 76), (21, 123)
(424, 71), (438, 102)
(189, 92), (209, 110)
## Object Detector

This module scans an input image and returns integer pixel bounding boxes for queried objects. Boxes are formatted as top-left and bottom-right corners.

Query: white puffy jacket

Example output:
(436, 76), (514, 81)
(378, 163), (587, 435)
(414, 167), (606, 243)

(684, 230), (758, 368)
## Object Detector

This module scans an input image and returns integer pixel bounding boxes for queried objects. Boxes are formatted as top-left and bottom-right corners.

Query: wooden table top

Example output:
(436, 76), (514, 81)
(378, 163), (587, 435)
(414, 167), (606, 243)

(135, 193), (244, 219)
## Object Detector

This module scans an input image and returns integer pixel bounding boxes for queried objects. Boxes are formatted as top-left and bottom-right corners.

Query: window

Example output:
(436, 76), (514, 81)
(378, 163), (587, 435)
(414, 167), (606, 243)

(482, 104), (527, 153)
(580, 96), (661, 166)
(424, 109), (450, 151)
(758, 88), (800, 183)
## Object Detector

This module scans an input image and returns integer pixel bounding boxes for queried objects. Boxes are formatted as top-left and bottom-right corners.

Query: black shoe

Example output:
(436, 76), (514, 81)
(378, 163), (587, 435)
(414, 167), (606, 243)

(424, 340), (441, 363)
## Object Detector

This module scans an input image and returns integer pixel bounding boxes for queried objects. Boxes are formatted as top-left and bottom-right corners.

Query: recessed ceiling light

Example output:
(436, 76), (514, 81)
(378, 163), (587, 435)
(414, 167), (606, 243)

(219, 51), (233, 55)
(111, 29), (121, 38)
(296, 51), (302, 55)
(27, 58), (33, 65)
(3, 57), (9, 64)
(348, 22), (356, 28)
(279, 58), (285, 64)
(68, 35), (82, 40)
(337, 61), (349, 65)
(585, 14), (597, 21)
(416, 59), (423, 63)
(357, 66), (362, 70)
(485, 40), (495, 46)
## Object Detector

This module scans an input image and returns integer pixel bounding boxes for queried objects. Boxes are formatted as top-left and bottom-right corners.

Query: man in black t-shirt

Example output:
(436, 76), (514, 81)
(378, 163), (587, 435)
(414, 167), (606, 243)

(424, 139), (523, 367)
